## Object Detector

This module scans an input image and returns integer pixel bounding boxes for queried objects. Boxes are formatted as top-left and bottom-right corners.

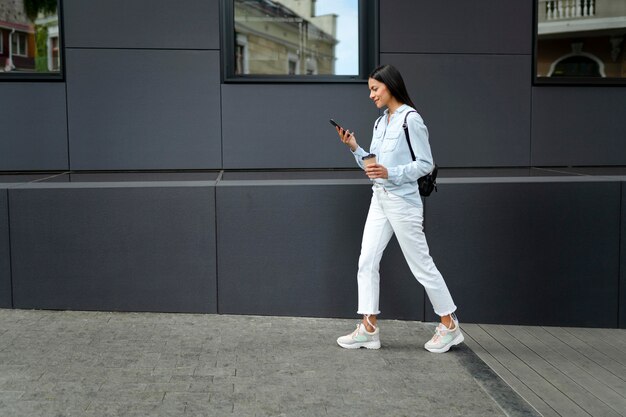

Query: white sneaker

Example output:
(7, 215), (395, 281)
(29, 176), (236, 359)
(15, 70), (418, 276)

(424, 316), (464, 353)
(337, 323), (381, 349)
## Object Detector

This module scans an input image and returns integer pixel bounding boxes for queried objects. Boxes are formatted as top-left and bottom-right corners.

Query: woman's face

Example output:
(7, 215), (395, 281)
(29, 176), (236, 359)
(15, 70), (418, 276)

(368, 78), (392, 109)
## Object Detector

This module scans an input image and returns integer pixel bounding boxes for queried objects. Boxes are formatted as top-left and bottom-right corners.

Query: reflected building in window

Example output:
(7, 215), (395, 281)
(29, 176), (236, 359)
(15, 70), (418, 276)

(537, 0), (626, 78)
(0, 0), (35, 72)
(0, 0), (59, 74)
(234, 0), (339, 75)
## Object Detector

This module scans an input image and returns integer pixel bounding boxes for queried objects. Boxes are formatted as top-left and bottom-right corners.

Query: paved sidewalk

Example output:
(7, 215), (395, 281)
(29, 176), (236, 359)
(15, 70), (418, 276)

(0, 309), (538, 417)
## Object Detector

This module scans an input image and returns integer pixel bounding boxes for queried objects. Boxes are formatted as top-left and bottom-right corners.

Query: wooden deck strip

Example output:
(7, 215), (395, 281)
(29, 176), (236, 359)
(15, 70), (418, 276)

(591, 328), (626, 353)
(547, 327), (626, 382)
(461, 324), (559, 417)
(519, 326), (626, 398)
(464, 324), (626, 417)
(461, 324), (587, 416)
(504, 326), (626, 416)
(481, 325), (619, 417)
(563, 328), (626, 366)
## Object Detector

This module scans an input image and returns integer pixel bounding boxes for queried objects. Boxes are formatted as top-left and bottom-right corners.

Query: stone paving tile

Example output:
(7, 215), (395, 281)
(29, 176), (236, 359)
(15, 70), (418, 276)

(0, 391), (24, 401)
(0, 309), (535, 416)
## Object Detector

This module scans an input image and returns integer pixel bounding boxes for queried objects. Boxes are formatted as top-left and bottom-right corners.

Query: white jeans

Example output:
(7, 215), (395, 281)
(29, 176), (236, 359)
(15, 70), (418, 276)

(357, 185), (457, 317)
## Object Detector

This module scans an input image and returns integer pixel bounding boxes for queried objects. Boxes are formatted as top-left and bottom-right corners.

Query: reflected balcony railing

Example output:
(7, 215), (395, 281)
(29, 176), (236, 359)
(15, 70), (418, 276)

(541, 0), (595, 20)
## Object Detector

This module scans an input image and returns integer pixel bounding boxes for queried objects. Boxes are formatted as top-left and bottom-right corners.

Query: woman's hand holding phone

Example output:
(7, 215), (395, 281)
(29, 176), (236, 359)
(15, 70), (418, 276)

(338, 127), (358, 151)
(330, 119), (357, 152)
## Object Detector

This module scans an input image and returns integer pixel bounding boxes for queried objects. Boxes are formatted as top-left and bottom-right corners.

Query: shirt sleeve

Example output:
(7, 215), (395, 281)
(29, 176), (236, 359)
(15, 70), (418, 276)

(386, 113), (434, 186)
(351, 146), (369, 170)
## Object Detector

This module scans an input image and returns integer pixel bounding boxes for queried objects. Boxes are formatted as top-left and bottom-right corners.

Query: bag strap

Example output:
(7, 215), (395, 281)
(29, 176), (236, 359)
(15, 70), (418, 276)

(374, 115), (384, 130)
(402, 111), (417, 161)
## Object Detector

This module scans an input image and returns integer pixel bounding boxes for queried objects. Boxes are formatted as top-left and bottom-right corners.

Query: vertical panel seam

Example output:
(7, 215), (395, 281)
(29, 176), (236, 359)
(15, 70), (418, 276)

(64, 78), (72, 170)
(219, 85), (224, 169)
(530, 0), (537, 169)
(5, 189), (14, 309)
(214, 176), (222, 314)
(619, 182), (623, 328)
(529, 84), (533, 167)
(218, 0), (225, 169)
(529, 0), (535, 169)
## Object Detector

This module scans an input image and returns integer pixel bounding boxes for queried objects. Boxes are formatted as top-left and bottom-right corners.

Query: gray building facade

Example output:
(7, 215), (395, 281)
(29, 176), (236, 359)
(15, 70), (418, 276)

(1, 0), (625, 328)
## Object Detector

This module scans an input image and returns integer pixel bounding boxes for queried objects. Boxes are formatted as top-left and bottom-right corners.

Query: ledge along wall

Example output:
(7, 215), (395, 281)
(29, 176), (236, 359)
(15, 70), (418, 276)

(2, 170), (625, 328)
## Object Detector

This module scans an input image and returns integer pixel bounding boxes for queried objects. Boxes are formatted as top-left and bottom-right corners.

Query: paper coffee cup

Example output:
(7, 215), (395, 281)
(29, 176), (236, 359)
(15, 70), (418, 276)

(362, 154), (377, 166)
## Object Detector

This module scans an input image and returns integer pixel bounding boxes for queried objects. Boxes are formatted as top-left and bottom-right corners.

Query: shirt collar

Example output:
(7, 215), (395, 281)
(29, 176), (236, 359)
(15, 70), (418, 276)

(383, 104), (410, 116)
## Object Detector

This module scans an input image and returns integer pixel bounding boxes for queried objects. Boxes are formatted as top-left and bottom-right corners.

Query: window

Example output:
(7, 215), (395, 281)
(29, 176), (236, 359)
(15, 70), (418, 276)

(12, 32), (28, 57)
(49, 36), (60, 71)
(535, 0), (626, 84)
(222, 0), (378, 82)
(288, 52), (299, 75)
(550, 53), (604, 76)
(0, 0), (63, 80)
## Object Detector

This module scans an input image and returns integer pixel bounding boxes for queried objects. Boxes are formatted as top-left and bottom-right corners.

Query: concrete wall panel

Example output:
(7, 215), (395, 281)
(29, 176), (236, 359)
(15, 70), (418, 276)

(216, 183), (425, 320)
(221, 84), (379, 169)
(0, 84), (68, 171)
(66, 49), (222, 170)
(63, 0), (220, 49)
(10, 185), (217, 313)
(382, 54), (532, 167)
(425, 181), (621, 327)
(380, 0), (532, 54)
(532, 87), (626, 166)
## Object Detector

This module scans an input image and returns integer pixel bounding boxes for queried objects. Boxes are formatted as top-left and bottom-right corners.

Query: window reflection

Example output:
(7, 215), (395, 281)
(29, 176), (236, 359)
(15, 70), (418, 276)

(537, 0), (626, 79)
(234, 0), (358, 76)
(0, 0), (61, 74)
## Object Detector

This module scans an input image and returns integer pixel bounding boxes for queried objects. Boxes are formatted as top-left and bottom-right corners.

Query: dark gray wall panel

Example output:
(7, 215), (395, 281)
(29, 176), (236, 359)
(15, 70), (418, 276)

(425, 181), (620, 327)
(532, 87), (626, 166)
(10, 186), (216, 313)
(382, 54), (531, 167)
(621, 182), (626, 329)
(217, 184), (424, 320)
(0, 84), (68, 171)
(0, 190), (10, 308)
(63, 0), (220, 49)
(66, 49), (221, 170)
(221, 84), (380, 169)
(380, 0), (532, 54)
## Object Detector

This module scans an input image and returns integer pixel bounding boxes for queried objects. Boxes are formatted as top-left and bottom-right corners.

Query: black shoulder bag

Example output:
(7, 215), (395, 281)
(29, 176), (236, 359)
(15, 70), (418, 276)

(402, 111), (438, 196)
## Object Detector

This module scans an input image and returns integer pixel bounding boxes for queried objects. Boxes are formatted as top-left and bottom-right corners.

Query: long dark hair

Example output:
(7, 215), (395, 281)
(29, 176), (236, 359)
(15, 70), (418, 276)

(369, 64), (417, 110)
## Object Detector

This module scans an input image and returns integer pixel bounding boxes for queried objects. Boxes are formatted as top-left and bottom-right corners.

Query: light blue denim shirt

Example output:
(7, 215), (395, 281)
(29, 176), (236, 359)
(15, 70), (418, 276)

(352, 104), (434, 208)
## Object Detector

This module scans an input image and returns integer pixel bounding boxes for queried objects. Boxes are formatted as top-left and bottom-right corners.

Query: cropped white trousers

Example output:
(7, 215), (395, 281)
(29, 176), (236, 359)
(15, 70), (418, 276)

(357, 185), (457, 317)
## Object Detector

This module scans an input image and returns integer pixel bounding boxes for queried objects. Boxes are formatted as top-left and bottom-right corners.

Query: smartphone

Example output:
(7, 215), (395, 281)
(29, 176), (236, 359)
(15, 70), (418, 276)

(329, 119), (345, 131)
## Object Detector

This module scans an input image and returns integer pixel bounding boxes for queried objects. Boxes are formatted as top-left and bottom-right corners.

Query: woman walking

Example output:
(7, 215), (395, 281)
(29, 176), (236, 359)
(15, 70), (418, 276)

(335, 64), (463, 353)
